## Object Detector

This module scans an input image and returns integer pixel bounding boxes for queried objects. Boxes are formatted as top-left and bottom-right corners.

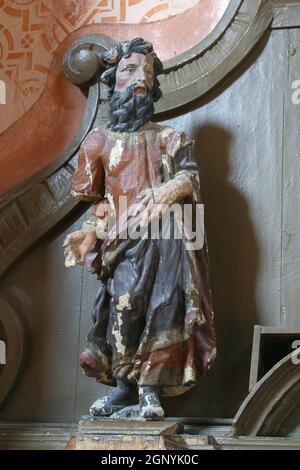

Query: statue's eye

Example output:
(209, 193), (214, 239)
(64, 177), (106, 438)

(124, 67), (135, 74)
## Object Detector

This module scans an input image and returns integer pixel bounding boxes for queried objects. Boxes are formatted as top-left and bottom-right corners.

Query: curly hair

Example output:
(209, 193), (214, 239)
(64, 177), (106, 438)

(100, 37), (163, 102)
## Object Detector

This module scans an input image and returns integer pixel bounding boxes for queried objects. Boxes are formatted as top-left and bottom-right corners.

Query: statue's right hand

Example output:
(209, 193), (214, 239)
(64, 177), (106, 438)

(63, 230), (97, 267)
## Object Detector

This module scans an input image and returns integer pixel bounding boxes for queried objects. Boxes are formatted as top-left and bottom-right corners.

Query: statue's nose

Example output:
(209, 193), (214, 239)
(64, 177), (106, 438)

(136, 79), (146, 86)
(136, 69), (147, 83)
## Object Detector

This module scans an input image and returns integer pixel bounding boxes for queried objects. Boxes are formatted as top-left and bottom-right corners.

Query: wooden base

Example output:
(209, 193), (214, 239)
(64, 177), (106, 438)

(78, 416), (183, 436)
(2, 421), (300, 450)
(69, 416), (184, 450)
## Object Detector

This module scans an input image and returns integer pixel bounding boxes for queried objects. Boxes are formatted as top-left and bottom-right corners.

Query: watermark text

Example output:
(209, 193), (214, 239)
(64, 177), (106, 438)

(0, 340), (6, 365)
(96, 197), (205, 251)
(292, 340), (300, 365)
(0, 80), (6, 105)
(292, 80), (300, 104)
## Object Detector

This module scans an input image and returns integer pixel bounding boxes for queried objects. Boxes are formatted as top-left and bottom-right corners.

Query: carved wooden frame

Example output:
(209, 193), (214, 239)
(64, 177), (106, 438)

(232, 350), (300, 436)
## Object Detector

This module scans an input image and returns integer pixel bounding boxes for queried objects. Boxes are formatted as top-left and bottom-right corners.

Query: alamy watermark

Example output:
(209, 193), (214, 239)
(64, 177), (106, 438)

(291, 80), (300, 104)
(0, 80), (6, 105)
(96, 197), (205, 251)
(291, 340), (300, 365)
(0, 340), (6, 365)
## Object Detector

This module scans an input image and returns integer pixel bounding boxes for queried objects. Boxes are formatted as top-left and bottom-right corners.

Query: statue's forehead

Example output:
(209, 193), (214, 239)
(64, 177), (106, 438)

(117, 52), (154, 68)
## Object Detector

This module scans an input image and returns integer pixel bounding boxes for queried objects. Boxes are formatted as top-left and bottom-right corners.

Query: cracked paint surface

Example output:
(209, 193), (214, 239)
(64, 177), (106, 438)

(109, 140), (124, 171)
(116, 293), (132, 312)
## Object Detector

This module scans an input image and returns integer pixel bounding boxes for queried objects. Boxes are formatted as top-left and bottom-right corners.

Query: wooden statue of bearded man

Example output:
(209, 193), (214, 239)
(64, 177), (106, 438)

(64, 37), (216, 420)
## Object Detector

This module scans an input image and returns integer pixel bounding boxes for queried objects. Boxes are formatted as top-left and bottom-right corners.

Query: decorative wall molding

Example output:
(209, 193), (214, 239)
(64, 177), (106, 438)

(232, 351), (300, 436)
(63, 34), (115, 87)
(0, 294), (29, 410)
(271, 0), (300, 29)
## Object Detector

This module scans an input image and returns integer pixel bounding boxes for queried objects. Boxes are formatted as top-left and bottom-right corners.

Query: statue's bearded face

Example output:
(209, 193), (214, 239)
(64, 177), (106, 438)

(107, 53), (155, 133)
(115, 53), (154, 96)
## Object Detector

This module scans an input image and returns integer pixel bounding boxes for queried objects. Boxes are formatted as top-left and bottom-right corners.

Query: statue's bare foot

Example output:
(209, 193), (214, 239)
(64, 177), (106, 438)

(110, 404), (140, 419)
(90, 396), (123, 416)
(90, 380), (138, 417)
(139, 386), (165, 421)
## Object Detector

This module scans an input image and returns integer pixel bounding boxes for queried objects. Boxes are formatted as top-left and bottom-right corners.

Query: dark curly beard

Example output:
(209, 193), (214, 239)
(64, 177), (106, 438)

(107, 84), (154, 133)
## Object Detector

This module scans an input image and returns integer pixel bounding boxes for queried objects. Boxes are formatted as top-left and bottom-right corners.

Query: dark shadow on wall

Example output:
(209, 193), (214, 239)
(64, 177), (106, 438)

(163, 125), (259, 418)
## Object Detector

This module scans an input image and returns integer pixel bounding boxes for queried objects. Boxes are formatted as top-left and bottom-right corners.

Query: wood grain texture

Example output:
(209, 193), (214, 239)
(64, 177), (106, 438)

(232, 350), (300, 436)
(271, 0), (300, 29)
(281, 28), (300, 327)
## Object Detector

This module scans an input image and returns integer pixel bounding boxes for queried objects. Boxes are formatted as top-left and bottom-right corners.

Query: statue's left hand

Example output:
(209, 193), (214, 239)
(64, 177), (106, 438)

(129, 184), (173, 227)
(128, 172), (193, 227)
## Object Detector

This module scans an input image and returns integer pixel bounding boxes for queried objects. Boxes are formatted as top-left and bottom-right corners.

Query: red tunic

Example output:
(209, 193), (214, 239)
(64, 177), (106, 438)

(72, 122), (189, 216)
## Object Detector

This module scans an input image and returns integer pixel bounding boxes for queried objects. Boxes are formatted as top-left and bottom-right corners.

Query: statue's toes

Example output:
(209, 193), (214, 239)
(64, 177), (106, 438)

(110, 404), (140, 419)
(139, 388), (165, 421)
(140, 404), (165, 421)
(89, 397), (112, 416)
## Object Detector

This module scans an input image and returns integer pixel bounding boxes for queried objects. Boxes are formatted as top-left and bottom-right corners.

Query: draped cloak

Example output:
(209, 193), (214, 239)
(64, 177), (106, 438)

(71, 122), (216, 396)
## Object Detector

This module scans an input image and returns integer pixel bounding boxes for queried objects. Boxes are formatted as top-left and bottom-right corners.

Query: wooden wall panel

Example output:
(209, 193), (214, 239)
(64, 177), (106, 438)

(281, 28), (300, 327)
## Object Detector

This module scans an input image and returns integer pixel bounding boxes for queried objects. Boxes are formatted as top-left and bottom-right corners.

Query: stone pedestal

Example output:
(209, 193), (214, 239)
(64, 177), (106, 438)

(68, 416), (185, 450)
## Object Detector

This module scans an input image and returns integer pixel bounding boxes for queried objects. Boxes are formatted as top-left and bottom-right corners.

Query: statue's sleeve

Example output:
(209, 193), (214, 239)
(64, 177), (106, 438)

(71, 130), (105, 202)
(173, 141), (199, 177)
(167, 131), (201, 202)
